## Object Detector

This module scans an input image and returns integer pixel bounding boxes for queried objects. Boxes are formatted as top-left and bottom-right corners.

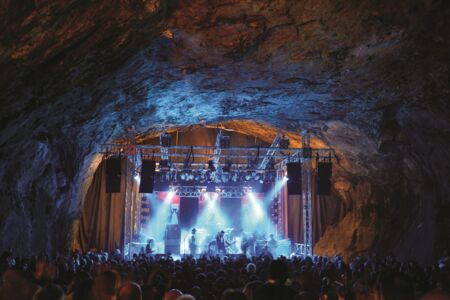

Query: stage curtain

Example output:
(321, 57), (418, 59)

(77, 159), (134, 252)
(287, 194), (303, 242)
(312, 173), (347, 242)
(287, 176), (347, 244)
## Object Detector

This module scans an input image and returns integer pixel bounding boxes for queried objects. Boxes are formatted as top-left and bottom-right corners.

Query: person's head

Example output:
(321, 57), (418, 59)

(72, 278), (93, 300)
(190, 286), (202, 299)
(246, 263), (257, 274)
(164, 289), (183, 300)
(293, 291), (314, 300)
(192, 228), (197, 234)
(377, 271), (415, 300)
(2, 269), (37, 300)
(243, 280), (263, 300)
(176, 295), (196, 300)
(221, 289), (248, 300)
(2, 269), (25, 290)
(45, 263), (59, 282)
(33, 284), (64, 300)
(269, 259), (289, 284)
(118, 282), (142, 300)
(420, 290), (450, 300)
(92, 270), (120, 299)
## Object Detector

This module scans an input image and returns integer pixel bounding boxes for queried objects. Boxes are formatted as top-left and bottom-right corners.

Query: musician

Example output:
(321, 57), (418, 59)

(268, 234), (277, 256)
(216, 230), (228, 255)
(189, 228), (197, 257)
(241, 234), (249, 256)
(248, 233), (257, 257)
(145, 238), (154, 256)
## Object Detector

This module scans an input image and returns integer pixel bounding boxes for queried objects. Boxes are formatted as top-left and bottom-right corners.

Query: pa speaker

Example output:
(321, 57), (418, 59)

(318, 162), (332, 179)
(286, 162), (302, 195)
(105, 157), (121, 193)
(317, 178), (331, 195)
(317, 161), (332, 195)
(139, 160), (156, 193)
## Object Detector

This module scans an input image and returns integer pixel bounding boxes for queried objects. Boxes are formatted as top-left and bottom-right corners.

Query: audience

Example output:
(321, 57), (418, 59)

(118, 282), (142, 300)
(0, 250), (449, 300)
(33, 284), (65, 300)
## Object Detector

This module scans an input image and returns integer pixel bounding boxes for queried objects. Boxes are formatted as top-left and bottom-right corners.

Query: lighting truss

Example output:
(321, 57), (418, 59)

(160, 133), (171, 162)
(170, 185), (250, 198)
(212, 129), (223, 170)
(257, 132), (282, 170)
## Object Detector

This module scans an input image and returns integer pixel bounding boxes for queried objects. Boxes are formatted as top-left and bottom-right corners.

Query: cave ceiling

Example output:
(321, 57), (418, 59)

(1, 0), (448, 139)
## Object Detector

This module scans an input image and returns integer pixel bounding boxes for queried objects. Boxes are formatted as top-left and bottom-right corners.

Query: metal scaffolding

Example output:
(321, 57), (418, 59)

(257, 132), (282, 170)
(100, 135), (334, 257)
(301, 132), (313, 256)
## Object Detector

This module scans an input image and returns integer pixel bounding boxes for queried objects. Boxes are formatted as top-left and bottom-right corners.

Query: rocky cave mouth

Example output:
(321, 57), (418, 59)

(0, 0), (449, 267)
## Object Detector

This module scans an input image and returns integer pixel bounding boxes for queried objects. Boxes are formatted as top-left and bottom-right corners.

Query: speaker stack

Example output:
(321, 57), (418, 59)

(286, 162), (302, 195)
(317, 161), (332, 195)
(105, 157), (121, 193)
(139, 159), (156, 193)
(164, 224), (181, 255)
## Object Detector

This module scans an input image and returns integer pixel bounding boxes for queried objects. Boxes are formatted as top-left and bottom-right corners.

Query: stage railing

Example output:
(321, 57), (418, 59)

(293, 243), (313, 256)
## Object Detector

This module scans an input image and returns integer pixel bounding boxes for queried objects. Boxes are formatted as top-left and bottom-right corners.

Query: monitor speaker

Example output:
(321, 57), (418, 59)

(105, 157), (121, 193)
(286, 162), (302, 195)
(139, 160), (156, 193)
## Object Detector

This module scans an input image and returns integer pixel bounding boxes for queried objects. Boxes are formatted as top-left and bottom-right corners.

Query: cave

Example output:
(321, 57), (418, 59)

(1, 0), (449, 286)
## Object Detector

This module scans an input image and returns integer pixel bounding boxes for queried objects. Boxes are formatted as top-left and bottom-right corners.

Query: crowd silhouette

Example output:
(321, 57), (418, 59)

(1, 250), (449, 300)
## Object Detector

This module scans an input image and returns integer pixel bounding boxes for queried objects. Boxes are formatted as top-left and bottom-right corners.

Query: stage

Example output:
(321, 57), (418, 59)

(75, 128), (338, 258)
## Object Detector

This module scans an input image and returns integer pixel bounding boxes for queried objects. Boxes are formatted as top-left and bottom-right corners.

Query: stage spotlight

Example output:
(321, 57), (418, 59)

(180, 173), (186, 181)
(188, 173), (194, 181)
(245, 173), (251, 181)
(231, 173), (238, 182)
(199, 172), (206, 183)
(207, 160), (216, 171)
(221, 173), (229, 183)
(134, 175), (140, 182)
(283, 176), (289, 181)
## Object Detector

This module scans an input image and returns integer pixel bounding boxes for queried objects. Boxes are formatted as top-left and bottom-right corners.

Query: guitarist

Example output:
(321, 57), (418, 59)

(216, 230), (229, 255)
(189, 228), (197, 257)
